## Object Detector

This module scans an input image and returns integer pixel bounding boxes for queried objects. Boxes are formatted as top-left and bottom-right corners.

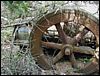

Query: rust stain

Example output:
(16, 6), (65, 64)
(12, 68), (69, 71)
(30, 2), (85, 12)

(30, 9), (99, 70)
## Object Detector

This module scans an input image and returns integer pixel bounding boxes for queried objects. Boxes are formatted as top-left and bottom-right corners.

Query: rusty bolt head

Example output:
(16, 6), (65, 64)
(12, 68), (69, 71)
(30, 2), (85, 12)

(65, 48), (70, 55)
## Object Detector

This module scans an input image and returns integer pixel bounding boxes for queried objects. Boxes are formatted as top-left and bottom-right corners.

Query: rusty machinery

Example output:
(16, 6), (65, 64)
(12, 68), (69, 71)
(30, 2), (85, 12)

(13, 8), (99, 75)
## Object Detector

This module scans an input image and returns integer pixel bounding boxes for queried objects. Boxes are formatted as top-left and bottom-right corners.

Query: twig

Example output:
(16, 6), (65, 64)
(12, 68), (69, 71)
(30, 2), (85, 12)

(1, 25), (14, 28)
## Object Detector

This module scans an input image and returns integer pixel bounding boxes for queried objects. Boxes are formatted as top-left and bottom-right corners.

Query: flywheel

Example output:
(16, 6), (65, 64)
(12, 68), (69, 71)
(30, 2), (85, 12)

(30, 8), (99, 75)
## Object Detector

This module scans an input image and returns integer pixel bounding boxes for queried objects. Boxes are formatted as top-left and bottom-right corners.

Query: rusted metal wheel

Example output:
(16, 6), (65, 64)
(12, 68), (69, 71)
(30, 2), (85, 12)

(30, 8), (99, 74)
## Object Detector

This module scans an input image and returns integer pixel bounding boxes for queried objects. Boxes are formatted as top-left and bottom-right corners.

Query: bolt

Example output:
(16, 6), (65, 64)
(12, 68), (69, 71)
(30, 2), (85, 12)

(65, 48), (70, 55)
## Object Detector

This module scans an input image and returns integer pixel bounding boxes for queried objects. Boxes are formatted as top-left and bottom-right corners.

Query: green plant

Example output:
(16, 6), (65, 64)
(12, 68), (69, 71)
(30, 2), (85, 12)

(78, 57), (91, 63)
(3, 1), (30, 19)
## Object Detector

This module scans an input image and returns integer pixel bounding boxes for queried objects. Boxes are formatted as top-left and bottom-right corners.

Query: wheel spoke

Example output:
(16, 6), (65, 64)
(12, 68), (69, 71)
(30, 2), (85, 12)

(41, 41), (62, 49)
(53, 50), (64, 64)
(73, 28), (88, 43)
(73, 46), (94, 55)
(69, 53), (77, 68)
(55, 23), (71, 44)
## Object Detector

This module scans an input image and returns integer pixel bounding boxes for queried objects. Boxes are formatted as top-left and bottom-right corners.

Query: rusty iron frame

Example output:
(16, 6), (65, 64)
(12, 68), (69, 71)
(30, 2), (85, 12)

(29, 8), (99, 74)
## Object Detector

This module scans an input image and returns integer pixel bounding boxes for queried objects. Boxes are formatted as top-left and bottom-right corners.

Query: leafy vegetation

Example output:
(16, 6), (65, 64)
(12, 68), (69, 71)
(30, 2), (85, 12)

(3, 1), (30, 19)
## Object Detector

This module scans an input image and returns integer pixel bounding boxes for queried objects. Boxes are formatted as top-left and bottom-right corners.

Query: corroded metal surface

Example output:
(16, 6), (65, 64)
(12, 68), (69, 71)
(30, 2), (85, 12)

(29, 8), (99, 73)
(78, 60), (99, 75)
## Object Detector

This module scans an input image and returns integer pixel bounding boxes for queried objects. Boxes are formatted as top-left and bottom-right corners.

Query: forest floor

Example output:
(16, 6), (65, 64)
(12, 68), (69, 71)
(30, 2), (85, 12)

(0, 38), (87, 75)
(1, 24), (98, 75)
